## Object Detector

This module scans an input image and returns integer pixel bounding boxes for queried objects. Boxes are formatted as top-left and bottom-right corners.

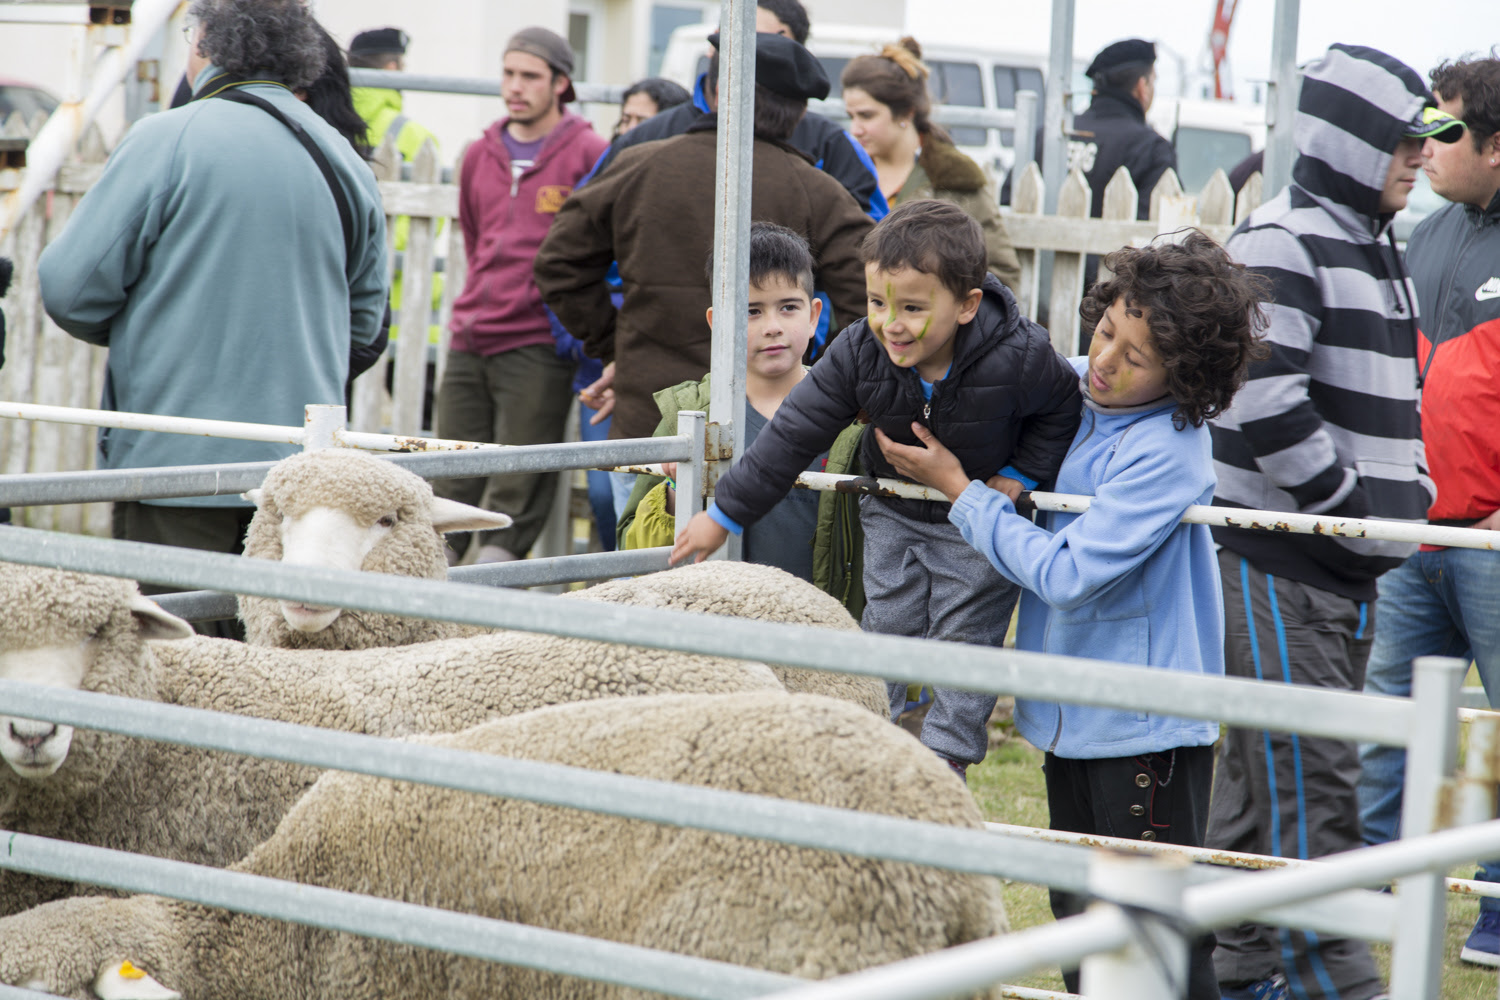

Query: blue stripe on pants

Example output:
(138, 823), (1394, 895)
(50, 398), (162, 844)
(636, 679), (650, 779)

(1268, 572), (1342, 1000)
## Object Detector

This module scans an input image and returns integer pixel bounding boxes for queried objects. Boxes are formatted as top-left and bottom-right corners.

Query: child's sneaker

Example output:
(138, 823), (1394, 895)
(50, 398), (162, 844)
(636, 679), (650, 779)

(1460, 909), (1500, 966)
(1220, 973), (1289, 1000)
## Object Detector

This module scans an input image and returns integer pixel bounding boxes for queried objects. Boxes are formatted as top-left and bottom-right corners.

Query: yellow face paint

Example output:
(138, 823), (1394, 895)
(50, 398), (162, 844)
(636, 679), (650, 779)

(885, 282), (897, 328)
(916, 315), (931, 340)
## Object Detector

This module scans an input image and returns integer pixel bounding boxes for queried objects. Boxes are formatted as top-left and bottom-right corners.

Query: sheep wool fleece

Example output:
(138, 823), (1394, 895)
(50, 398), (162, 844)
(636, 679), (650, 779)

(0, 563), (783, 917)
(0, 693), (1009, 1000)
(565, 560), (890, 717)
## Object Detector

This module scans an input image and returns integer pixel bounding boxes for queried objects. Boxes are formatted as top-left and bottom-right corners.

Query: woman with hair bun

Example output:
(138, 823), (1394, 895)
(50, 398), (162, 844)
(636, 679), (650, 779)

(841, 38), (1021, 293)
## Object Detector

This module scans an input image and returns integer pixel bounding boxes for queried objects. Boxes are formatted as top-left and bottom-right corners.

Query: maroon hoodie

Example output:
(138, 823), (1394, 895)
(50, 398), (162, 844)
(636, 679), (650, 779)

(448, 112), (607, 355)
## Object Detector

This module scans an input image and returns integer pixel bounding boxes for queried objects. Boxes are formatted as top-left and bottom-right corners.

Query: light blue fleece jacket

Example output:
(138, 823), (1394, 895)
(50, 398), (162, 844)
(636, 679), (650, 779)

(948, 357), (1223, 759)
(39, 66), (388, 505)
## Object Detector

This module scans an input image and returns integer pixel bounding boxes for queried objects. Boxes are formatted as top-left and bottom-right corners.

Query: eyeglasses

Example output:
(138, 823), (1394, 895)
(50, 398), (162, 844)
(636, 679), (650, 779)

(180, 20), (197, 42)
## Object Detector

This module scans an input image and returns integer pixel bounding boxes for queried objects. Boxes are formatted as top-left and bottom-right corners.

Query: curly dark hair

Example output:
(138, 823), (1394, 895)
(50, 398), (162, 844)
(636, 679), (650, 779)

(1430, 53), (1500, 149)
(1080, 231), (1269, 429)
(189, 0), (325, 91)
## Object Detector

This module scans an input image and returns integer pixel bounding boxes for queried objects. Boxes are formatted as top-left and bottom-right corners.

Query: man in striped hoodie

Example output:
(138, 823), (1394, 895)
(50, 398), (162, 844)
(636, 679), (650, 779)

(1205, 45), (1454, 1000)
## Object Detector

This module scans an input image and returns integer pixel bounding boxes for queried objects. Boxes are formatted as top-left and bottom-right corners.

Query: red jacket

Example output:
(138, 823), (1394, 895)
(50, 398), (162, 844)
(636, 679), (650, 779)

(449, 113), (607, 356)
(1409, 191), (1500, 525)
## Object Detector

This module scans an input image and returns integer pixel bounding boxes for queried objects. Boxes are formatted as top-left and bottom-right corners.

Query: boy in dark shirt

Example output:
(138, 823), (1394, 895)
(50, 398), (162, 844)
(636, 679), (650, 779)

(673, 199), (1081, 778)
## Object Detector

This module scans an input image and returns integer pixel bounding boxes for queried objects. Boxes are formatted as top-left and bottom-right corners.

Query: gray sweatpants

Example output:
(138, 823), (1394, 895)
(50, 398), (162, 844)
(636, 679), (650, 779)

(1207, 548), (1383, 1000)
(860, 497), (1019, 765)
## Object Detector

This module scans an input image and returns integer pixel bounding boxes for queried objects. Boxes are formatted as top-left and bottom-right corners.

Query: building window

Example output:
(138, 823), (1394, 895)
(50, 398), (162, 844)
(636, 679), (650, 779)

(568, 12), (592, 84)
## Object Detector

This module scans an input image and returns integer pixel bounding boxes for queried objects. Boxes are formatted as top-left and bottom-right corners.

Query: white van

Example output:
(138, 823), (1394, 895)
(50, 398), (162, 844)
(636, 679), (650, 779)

(1146, 97), (1266, 194)
(658, 23), (1081, 183)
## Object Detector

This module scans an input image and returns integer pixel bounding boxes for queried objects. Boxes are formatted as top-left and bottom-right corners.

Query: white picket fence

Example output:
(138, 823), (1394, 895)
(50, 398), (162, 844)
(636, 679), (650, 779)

(1004, 159), (1265, 354)
(0, 113), (1264, 534)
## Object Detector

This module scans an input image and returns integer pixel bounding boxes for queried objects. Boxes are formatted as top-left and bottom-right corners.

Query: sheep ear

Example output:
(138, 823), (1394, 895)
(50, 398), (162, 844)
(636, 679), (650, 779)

(127, 595), (196, 643)
(94, 960), (181, 1000)
(241, 488), (266, 507)
(429, 497), (513, 533)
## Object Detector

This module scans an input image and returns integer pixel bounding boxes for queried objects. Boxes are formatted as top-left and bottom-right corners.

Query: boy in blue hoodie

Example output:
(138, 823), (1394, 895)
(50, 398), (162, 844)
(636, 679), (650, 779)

(880, 233), (1268, 1000)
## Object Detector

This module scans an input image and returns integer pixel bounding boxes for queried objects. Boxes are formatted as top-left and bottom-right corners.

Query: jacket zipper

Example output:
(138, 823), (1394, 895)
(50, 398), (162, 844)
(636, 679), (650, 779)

(1420, 221), (1483, 387)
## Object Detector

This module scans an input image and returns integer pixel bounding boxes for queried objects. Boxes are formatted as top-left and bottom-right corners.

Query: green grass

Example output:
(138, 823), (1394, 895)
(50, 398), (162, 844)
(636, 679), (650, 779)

(968, 712), (1500, 996)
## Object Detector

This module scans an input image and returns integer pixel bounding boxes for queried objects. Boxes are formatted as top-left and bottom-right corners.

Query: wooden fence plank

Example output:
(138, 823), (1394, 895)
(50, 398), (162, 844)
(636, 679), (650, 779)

(433, 139), (473, 415)
(1235, 171), (1264, 225)
(1008, 162), (1043, 321)
(1047, 168), (1090, 356)
(1198, 169), (1235, 228)
(1148, 167), (1185, 224)
(390, 139), (441, 435)
(1097, 166), (1137, 283)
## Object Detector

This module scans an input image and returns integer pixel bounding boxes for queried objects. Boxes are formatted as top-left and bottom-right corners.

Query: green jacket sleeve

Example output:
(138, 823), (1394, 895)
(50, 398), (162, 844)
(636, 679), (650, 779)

(624, 481), (678, 549)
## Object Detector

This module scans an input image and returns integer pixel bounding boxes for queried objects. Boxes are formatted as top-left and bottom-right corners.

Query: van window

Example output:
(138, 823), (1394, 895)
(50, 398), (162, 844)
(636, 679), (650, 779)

(651, 6), (709, 77)
(820, 57), (849, 99)
(1173, 126), (1253, 194)
(993, 68), (1016, 109)
(1016, 68), (1044, 103)
(929, 59), (985, 147)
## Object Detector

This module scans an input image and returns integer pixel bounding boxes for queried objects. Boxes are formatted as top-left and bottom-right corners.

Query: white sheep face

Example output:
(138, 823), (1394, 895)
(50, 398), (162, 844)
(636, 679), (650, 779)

(276, 504), (396, 632)
(0, 642), (87, 778)
(0, 590), (193, 782)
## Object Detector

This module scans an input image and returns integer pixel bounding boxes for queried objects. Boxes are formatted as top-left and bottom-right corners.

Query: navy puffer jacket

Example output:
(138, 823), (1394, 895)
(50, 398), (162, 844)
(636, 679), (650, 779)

(715, 275), (1081, 525)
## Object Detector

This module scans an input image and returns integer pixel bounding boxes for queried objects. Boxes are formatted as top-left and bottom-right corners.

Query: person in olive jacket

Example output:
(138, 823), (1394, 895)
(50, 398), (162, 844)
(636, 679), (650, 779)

(533, 32), (872, 445)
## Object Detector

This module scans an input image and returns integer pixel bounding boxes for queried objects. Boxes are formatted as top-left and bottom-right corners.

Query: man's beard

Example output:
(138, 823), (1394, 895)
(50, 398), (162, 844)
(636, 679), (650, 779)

(509, 99), (551, 125)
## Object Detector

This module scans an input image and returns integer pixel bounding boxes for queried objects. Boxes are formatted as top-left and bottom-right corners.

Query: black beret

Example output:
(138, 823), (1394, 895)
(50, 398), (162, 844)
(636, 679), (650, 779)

(349, 28), (409, 57)
(1085, 38), (1156, 78)
(707, 31), (830, 101)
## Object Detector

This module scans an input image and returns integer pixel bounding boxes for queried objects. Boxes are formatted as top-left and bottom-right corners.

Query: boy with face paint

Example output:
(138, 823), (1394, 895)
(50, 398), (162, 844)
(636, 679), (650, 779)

(880, 234), (1270, 1000)
(673, 199), (1081, 779)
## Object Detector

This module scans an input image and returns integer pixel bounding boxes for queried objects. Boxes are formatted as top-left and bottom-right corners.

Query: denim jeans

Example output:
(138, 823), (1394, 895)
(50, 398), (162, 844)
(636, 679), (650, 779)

(1357, 547), (1500, 910)
(577, 401), (616, 551)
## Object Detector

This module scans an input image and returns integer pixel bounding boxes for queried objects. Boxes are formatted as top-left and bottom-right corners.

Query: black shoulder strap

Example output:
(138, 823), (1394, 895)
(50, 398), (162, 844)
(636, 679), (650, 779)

(213, 88), (355, 262)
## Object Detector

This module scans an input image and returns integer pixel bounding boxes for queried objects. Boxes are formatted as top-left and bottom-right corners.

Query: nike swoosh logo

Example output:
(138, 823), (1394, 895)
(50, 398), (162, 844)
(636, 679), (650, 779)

(1478, 278), (1500, 301)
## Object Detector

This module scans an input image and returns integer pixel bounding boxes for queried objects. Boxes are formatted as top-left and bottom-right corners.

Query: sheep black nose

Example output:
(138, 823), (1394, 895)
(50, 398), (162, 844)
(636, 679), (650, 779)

(9, 722), (58, 750)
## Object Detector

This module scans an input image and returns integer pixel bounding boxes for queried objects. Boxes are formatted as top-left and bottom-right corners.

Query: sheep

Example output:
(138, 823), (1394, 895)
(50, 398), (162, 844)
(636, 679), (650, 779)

(237, 448), (511, 649)
(0, 563), (784, 917)
(0, 692), (1008, 1000)
(566, 560), (890, 717)
(237, 453), (886, 716)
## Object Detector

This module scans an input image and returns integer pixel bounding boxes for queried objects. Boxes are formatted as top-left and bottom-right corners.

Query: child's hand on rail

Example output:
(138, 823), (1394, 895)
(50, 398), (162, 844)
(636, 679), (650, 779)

(669, 512), (728, 565)
(875, 423), (971, 504)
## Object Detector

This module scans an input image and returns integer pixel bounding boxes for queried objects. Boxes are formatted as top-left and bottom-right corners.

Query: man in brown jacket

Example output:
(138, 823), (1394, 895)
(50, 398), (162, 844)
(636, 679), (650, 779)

(533, 31), (872, 445)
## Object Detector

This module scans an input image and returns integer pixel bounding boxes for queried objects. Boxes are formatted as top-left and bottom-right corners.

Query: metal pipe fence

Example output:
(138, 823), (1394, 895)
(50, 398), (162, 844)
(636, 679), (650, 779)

(152, 547), (674, 622)
(0, 525), (1423, 748)
(0, 526), (1484, 994)
(0, 831), (794, 1000)
(0, 664), (1477, 991)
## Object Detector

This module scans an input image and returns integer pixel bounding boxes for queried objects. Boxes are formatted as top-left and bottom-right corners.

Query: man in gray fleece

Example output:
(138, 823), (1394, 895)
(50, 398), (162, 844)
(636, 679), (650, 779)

(38, 0), (387, 608)
(1206, 44), (1460, 1000)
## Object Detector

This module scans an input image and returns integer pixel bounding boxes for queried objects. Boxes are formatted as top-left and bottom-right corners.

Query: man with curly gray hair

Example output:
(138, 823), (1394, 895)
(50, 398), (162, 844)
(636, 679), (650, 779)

(38, 0), (388, 637)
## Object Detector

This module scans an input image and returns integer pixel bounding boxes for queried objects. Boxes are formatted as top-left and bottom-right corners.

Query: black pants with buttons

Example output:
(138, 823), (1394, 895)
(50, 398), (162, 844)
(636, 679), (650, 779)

(1045, 744), (1220, 999)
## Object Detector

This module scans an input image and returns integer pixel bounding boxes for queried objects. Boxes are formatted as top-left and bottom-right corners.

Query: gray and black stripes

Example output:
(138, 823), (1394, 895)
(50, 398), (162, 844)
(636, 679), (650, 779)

(1208, 45), (1437, 600)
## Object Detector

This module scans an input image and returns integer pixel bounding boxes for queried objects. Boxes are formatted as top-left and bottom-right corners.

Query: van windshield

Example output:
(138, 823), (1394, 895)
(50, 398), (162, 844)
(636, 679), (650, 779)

(820, 57), (849, 98)
(1173, 126), (1252, 193)
(930, 60), (985, 147)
